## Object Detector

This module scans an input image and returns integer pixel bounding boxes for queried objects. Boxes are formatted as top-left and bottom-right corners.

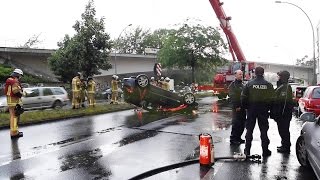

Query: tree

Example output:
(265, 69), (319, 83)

(48, 0), (112, 82)
(115, 27), (175, 55)
(18, 34), (42, 48)
(142, 28), (175, 50)
(115, 26), (150, 54)
(295, 55), (314, 66)
(157, 21), (228, 83)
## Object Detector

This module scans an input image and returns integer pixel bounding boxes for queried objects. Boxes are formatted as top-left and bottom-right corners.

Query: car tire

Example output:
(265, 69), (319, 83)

(53, 100), (63, 109)
(296, 136), (311, 168)
(183, 93), (195, 105)
(136, 74), (149, 88)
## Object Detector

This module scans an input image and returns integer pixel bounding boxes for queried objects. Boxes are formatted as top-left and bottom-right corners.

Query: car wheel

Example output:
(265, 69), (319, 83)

(140, 100), (148, 109)
(183, 93), (195, 105)
(136, 74), (149, 88)
(296, 136), (311, 168)
(53, 100), (63, 109)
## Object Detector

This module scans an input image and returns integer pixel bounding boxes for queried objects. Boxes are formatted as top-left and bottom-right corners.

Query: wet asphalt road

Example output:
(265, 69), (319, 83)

(0, 96), (317, 180)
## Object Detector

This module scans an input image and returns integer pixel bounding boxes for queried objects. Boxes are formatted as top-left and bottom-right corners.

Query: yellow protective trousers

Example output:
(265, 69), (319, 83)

(9, 106), (19, 136)
(72, 91), (80, 109)
(87, 93), (96, 107)
(111, 90), (118, 103)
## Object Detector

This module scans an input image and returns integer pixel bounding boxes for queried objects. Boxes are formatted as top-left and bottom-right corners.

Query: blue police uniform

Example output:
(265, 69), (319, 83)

(229, 79), (246, 144)
(271, 70), (293, 153)
(241, 68), (274, 157)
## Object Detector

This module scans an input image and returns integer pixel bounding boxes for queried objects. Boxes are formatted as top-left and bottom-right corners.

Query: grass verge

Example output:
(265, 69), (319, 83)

(0, 103), (135, 128)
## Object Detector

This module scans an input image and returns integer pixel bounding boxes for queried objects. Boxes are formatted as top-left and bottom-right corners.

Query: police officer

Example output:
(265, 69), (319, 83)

(5, 69), (24, 138)
(271, 70), (293, 153)
(229, 70), (246, 145)
(87, 76), (96, 107)
(241, 66), (274, 157)
(72, 72), (81, 109)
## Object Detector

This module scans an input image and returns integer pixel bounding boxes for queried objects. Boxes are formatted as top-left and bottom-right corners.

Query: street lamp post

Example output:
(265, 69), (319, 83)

(275, 1), (317, 85)
(114, 24), (132, 75)
(317, 21), (320, 83)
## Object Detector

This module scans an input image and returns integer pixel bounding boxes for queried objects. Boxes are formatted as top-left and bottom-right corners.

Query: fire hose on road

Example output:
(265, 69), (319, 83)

(128, 154), (261, 180)
(129, 133), (261, 180)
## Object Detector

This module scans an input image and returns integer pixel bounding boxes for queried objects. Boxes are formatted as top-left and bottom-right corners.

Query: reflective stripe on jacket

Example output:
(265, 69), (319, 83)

(111, 80), (118, 91)
(72, 76), (81, 92)
(87, 80), (96, 93)
(5, 77), (22, 106)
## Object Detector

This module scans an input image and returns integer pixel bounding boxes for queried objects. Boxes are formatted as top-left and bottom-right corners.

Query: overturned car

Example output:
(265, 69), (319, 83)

(122, 74), (198, 113)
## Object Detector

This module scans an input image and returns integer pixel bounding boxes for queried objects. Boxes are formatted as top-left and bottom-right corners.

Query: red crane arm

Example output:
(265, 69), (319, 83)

(208, 0), (246, 62)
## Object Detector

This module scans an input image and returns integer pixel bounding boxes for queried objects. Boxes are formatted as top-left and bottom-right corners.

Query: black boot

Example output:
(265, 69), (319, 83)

(277, 147), (290, 153)
(11, 132), (23, 139)
(262, 149), (272, 157)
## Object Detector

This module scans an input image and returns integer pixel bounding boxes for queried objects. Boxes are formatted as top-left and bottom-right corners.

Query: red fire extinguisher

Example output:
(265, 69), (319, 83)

(199, 133), (214, 166)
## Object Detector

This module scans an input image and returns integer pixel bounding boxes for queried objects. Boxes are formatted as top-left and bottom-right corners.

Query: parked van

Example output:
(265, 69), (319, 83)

(0, 86), (69, 112)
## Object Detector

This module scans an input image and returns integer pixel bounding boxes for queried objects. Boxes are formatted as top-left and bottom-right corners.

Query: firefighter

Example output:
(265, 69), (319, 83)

(163, 77), (171, 91)
(111, 75), (119, 104)
(79, 76), (87, 108)
(5, 68), (24, 138)
(150, 77), (157, 86)
(72, 72), (81, 109)
(87, 76), (96, 107)
(158, 77), (164, 88)
(241, 66), (274, 157)
(229, 70), (246, 145)
(271, 70), (293, 154)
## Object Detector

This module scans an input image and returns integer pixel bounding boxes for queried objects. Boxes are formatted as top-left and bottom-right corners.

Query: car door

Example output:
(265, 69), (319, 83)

(299, 87), (311, 114)
(41, 88), (54, 107)
(310, 88), (320, 115)
(22, 88), (41, 109)
(304, 120), (320, 173)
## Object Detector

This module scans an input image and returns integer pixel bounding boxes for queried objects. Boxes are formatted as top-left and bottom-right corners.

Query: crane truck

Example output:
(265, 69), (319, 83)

(197, 0), (255, 99)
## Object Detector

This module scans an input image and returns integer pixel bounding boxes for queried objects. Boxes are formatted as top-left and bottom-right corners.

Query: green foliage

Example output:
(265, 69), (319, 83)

(0, 103), (134, 128)
(143, 29), (175, 49)
(116, 26), (150, 54)
(115, 27), (174, 55)
(0, 65), (13, 82)
(0, 65), (50, 84)
(48, 0), (112, 82)
(157, 20), (228, 82)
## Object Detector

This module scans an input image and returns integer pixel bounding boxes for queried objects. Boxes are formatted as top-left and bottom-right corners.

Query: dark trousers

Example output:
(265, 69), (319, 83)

(276, 115), (292, 148)
(245, 108), (270, 152)
(230, 108), (246, 141)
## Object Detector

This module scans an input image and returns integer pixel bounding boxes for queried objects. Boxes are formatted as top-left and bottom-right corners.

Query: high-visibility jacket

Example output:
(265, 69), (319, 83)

(72, 76), (81, 92)
(163, 82), (170, 91)
(111, 80), (118, 91)
(87, 80), (96, 94)
(4, 77), (22, 107)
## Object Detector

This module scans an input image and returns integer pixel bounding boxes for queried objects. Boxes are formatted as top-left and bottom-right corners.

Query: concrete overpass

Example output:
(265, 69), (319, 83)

(0, 47), (313, 85)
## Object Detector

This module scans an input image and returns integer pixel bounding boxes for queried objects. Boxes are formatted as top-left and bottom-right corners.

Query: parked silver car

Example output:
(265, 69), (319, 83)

(296, 112), (320, 179)
(0, 86), (69, 112)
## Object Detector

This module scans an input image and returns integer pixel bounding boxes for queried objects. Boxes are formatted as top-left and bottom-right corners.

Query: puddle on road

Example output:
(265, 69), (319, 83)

(124, 111), (169, 127)
(114, 127), (160, 147)
(59, 148), (112, 179)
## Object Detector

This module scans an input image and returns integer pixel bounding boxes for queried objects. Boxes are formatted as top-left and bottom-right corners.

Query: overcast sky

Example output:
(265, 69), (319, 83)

(1, 0), (320, 65)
